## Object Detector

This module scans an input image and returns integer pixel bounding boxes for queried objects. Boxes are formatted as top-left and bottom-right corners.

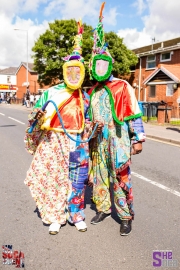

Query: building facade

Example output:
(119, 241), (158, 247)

(16, 62), (41, 99)
(0, 67), (18, 98)
(131, 37), (180, 120)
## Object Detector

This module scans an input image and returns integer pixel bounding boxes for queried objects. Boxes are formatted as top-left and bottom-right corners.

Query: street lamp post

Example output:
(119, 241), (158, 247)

(14, 29), (29, 89)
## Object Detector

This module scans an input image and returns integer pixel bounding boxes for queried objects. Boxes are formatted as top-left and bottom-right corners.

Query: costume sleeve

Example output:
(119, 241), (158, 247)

(34, 90), (49, 108)
(123, 82), (142, 121)
(128, 117), (146, 144)
(24, 91), (49, 155)
(105, 80), (142, 124)
(82, 91), (93, 138)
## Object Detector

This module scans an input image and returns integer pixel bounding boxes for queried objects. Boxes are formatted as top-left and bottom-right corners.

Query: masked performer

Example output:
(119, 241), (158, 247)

(88, 2), (146, 236)
(24, 20), (92, 234)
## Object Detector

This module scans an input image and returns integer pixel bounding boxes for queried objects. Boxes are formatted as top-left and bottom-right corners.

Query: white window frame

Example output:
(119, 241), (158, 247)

(160, 52), (171, 62)
(166, 83), (174, 96)
(7, 76), (11, 83)
(146, 55), (156, 69)
(149, 85), (156, 97)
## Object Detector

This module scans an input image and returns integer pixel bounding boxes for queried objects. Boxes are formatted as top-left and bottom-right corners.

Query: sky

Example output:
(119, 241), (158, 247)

(0, 0), (180, 69)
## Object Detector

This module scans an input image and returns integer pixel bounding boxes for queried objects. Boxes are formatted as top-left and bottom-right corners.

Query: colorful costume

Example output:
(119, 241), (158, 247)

(88, 2), (145, 234)
(89, 80), (145, 219)
(24, 21), (91, 232)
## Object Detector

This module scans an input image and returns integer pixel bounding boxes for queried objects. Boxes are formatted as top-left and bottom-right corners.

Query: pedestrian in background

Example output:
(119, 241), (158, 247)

(30, 93), (34, 107)
(26, 93), (30, 108)
(22, 94), (26, 106)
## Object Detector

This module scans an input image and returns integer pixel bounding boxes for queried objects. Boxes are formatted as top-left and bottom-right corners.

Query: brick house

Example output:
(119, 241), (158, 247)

(130, 37), (180, 122)
(0, 67), (18, 97)
(16, 62), (44, 99)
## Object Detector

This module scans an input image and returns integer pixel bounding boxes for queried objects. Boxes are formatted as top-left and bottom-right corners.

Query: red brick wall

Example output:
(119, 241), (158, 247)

(16, 65), (49, 99)
(131, 48), (180, 103)
(16, 65), (26, 99)
(147, 84), (179, 106)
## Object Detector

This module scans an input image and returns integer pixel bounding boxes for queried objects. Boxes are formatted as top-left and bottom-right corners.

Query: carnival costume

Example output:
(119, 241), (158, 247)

(24, 20), (91, 234)
(88, 2), (146, 235)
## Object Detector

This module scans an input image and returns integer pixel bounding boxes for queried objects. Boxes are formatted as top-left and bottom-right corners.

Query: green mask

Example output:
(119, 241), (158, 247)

(92, 54), (113, 82)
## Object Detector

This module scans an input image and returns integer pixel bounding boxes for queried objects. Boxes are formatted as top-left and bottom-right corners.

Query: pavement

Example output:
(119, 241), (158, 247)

(1, 102), (180, 146)
(144, 122), (180, 146)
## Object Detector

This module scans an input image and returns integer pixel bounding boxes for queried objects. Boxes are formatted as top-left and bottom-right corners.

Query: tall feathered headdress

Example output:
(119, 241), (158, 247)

(62, 19), (85, 89)
(89, 2), (113, 79)
(63, 19), (84, 63)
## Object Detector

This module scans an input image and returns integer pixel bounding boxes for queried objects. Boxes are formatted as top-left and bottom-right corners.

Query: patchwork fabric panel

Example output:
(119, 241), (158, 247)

(69, 151), (88, 189)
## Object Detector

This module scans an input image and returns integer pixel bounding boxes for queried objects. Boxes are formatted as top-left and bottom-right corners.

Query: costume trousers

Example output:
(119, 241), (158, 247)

(91, 139), (134, 220)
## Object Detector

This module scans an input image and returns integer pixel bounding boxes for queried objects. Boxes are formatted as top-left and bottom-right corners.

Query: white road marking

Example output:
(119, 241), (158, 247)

(146, 137), (180, 147)
(132, 171), (180, 197)
(0, 113), (5, 116)
(8, 117), (25, 125)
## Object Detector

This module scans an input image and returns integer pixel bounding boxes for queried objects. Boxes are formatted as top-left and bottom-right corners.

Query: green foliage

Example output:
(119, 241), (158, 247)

(32, 19), (93, 86)
(142, 116), (157, 122)
(170, 120), (180, 125)
(105, 31), (138, 77)
(32, 20), (138, 86)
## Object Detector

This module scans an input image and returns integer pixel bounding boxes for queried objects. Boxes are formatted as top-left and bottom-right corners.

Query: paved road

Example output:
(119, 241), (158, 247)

(0, 105), (180, 270)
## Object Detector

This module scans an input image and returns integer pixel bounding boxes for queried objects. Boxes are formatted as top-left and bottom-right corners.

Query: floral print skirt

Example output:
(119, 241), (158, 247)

(24, 131), (71, 224)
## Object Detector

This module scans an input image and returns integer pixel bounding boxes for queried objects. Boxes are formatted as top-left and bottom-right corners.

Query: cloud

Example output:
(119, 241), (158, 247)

(104, 7), (118, 27)
(144, 0), (180, 36)
(117, 28), (151, 49)
(0, 0), (119, 69)
(132, 0), (147, 15)
(44, 0), (100, 21)
(117, 0), (180, 49)
(0, 14), (49, 68)
(0, 0), (48, 16)
(44, 0), (118, 27)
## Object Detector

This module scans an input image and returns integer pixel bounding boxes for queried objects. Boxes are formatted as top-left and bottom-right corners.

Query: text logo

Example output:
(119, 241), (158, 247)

(2, 245), (25, 268)
(153, 250), (178, 268)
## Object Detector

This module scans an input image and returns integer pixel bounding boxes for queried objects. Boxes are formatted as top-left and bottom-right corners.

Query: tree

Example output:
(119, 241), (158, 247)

(105, 31), (138, 77)
(32, 19), (93, 86)
(32, 20), (138, 86)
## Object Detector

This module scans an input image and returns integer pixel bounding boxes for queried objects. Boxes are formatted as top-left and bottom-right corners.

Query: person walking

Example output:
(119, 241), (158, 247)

(24, 20), (95, 235)
(26, 93), (30, 108)
(88, 2), (146, 236)
(30, 93), (34, 107)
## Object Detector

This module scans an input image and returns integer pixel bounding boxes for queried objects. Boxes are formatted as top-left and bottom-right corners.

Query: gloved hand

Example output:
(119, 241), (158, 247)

(34, 110), (46, 120)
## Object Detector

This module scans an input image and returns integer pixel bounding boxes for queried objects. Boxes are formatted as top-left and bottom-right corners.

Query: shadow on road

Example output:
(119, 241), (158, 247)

(166, 127), (180, 133)
(85, 184), (121, 225)
(0, 125), (16, 127)
(33, 184), (121, 226)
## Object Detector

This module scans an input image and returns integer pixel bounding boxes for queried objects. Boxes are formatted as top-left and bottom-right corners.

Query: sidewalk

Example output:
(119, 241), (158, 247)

(0, 103), (32, 111)
(1, 103), (180, 146)
(144, 122), (180, 146)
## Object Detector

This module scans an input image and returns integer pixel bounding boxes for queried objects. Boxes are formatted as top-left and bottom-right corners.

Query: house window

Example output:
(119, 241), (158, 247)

(166, 83), (174, 96)
(160, 52), (171, 62)
(146, 55), (156, 69)
(7, 76), (11, 83)
(130, 65), (136, 72)
(149, 85), (156, 97)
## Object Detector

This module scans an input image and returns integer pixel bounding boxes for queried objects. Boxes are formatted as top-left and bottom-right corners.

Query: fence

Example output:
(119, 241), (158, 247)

(11, 98), (23, 105)
(138, 102), (158, 122)
(138, 101), (180, 125)
(169, 105), (180, 125)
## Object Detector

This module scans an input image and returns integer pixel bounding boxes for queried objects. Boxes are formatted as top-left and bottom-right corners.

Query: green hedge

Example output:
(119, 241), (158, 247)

(169, 120), (180, 125)
(142, 116), (157, 122)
